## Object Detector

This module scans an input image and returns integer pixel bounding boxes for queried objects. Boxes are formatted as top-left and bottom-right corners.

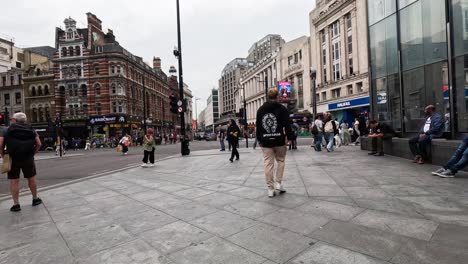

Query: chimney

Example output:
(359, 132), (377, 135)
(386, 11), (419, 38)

(153, 57), (161, 69)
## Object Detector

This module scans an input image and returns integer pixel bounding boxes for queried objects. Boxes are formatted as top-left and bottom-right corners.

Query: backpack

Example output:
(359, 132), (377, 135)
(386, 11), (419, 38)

(311, 124), (318, 135)
(5, 123), (36, 160)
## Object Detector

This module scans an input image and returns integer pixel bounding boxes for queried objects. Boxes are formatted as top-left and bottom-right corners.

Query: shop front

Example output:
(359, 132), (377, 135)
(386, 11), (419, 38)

(328, 97), (370, 126)
(88, 115), (131, 138)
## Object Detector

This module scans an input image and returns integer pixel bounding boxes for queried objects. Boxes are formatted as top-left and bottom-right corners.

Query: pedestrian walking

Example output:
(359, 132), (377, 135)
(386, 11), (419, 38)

(340, 121), (351, 145)
(289, 119), (299, 150)
(227, 119), (240, 162)
(119, 134), (130, 155)
(0, 112), (42, 212)
(85, 138), (91, 150)
(432, 136), (468, 178)
(311, 116), (323, 151)
(409, 105), (444, 164)
(323, 112), (338, 152)
(141, 128), (156, 167)
(173, 132), (178, 144)
(218, 125), (226, 151)
(256, 88), (292, 197)
(352, 117), (361, 145)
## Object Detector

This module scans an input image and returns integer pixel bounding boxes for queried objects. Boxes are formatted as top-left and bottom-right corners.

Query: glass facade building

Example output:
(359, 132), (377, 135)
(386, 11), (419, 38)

(368, 0), (468, 137)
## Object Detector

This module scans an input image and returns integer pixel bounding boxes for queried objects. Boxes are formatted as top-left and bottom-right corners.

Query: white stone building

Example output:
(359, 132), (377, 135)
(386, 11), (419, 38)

(0, 37), (24, 73)
(309, 0), (369, 124)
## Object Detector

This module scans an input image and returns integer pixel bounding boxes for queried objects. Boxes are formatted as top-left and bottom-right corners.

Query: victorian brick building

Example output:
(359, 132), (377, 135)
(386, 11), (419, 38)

(53, 13), (179, 139)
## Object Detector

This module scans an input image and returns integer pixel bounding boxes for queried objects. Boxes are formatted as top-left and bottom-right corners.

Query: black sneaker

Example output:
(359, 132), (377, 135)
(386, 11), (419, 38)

(32, 198), (43, 206)
(374, 152), (384, 156)
(368, 152), (377, 155)
(10, 204), (21, 212)
(229, 158), (233, 163)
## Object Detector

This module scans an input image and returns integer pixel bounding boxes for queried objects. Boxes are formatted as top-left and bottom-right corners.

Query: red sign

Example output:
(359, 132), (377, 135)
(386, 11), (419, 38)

(178, 107), (183, 113)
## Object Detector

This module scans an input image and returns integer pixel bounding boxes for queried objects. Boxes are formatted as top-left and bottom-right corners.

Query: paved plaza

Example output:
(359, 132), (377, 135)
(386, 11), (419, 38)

(1, 146), (468, 264)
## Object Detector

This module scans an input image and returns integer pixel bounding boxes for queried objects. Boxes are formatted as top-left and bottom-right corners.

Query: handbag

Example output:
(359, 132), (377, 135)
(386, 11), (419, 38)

(2, 154), (12, 174)
(116, 145), (123, 152)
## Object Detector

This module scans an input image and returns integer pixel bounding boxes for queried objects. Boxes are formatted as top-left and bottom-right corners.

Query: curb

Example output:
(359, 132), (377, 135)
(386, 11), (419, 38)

(0, 154), (179, 202)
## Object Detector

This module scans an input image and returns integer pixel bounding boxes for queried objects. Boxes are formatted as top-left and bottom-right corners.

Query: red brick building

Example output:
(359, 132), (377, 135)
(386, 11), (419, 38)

(53, 13), (179, 139)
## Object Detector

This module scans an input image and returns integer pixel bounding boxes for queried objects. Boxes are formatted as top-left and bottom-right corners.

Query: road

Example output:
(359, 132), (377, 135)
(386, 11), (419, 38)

(0, 137), (314, 196)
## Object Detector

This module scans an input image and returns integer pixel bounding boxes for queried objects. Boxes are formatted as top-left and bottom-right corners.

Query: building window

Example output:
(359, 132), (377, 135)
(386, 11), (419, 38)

(112, 102), (117, 113)
(15, 92), (21, 104)
(32, 108), (37, 122)
(31, 86), (36, 96)
(288, 56), (293, 66)
(323, 68), (327, 83)
(298, 75), (304, 109)
(69, 105), (74, 116)
(61, 47), (67, 57)
(83, 104), (88, 114)
(96, 103), (101, 115)
(357, 82), (363, 93)
(118, 101), (123, 113)
(68, 46), (74, 57)
(346, 13), (352, 29)
(349, 57), (354, 75)
(347, 84), (353, 95)
(10, 76), (14, 86)
(320, 30), (326, 44)
(38, 107), (43, 122)
(95, 46), (103, 53)
(316, 93), (320, 102)
(94, 83), (101, 96)
(117, 65), (121, 74)
(321, 91), (327, 101)
(76, 46), (81, 56)
(322, 47), (327, 65)
(68, 84), (73, 96)
(331, 20), (340, 39)
(111, 65), (115, 74)
(94, 64), (99, 75)
(347, 35), (353, 54)
(294, 53), (299, 64)
(77, 66), (82, 77)
(81, 84), (87, 96)
(1, 76), (5, 86)
(16, 62), (22, 69)
(38, 86), (43, 96)
(333, 63), (341, 81)
(331, 88), (341, 98)
(44, 85), (49, 95)
(111, 83), (116, 94)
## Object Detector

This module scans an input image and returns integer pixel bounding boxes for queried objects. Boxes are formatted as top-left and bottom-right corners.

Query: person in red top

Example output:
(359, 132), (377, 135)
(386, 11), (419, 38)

(173, 132), (178, 144)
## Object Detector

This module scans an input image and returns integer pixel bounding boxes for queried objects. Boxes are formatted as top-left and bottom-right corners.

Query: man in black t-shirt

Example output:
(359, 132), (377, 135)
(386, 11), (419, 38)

(368, 120), (395, 156)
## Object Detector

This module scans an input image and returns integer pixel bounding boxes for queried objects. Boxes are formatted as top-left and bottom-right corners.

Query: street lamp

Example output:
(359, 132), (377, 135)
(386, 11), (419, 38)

(142, 75), (147, 134)
(238, 83), (248, 148)
(194, 97), (200, 131)
(310, 67), (317, 117)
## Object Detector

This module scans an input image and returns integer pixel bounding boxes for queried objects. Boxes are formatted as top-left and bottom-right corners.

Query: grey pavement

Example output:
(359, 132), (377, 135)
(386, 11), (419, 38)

(1, 145), (468, 263)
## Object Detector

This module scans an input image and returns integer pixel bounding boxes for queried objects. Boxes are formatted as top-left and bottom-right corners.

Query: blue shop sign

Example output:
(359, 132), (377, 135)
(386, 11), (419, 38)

(328, 97), (369, 111)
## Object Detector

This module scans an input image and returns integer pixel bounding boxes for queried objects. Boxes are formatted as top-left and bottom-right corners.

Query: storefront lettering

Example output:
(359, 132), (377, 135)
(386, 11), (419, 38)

(336, 102), (351, 108)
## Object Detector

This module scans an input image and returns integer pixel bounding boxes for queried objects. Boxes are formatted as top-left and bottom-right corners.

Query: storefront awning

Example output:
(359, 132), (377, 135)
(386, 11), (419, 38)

(328, 97), (369, 111)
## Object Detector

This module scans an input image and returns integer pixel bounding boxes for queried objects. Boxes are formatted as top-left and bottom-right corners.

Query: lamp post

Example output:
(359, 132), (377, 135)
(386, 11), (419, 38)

(142, 75), (147, 134)
(175, 0), (189, 155)
(239, 83), (248, 148)
(310, 68), (317, 117)
(194, 97), (200, 132)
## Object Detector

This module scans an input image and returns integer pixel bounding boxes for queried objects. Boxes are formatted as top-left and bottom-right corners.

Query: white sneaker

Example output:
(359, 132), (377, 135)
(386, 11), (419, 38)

(274, 182), (286, 194)
(431, 168), (446, 176)
(268, 189), (276, 198)
(141, 163), (148, 168)
(149, 164), (155, 167)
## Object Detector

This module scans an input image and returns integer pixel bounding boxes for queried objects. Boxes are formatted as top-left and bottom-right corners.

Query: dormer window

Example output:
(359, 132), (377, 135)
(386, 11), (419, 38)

(68, 46), (74, 57)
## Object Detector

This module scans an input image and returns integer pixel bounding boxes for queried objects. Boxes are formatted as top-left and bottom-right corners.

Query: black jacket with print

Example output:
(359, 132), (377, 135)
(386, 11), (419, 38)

(256, 101), (292, 148)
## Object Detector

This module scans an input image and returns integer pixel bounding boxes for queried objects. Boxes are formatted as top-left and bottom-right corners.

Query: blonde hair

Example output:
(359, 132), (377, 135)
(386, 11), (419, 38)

(268, 88), (279, 100)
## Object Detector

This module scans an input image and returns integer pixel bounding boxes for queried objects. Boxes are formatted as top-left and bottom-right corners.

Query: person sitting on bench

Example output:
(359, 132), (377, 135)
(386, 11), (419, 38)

(368, 120), (395, 156)
(432, 136), (468, 178)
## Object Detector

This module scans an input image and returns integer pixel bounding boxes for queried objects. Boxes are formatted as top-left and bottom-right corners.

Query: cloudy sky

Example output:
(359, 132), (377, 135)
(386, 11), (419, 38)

(1, 0), (315, 113)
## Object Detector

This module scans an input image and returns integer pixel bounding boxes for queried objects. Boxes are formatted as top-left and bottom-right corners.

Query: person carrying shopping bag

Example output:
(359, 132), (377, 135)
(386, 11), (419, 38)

(141, 128), (156, 167)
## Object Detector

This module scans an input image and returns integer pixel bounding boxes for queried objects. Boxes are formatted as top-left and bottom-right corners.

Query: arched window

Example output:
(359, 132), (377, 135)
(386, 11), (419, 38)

(74, 104), (79, 116)
(77, 66), (82, 77)
(69, 85), (73, 96)
(31, 86), (36, 96)
(111, 65), (115, 74)
(94, 64), (99, 75)
(117, 84), (123, 95)
(59, 86), (65, 95)
(68, 46), (74, 57)
(118, 101), (123, 113)
(38, 86), (43, 96)
(32, 108), (37, 123)
(111, 83), (116, 94)
(45, 107), (50, 120)
(94, 83), (101, 95)
(67, 29), (73, 39)
(44, 85), (49, 95)
(61, 47), (67, 57)
(62, 67), (68, 78)
(36, 68), (41, 76)
(117, 65), (121, 74)
(74, 86), (78, 97)
(75, 46), (81, 56)
(81, 84), (87, 96)
(69, 105), (73, 116)
(38, 107), (44, 122)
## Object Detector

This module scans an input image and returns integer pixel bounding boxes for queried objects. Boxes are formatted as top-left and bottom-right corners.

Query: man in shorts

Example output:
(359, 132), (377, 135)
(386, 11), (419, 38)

(0, 112), (42, 212)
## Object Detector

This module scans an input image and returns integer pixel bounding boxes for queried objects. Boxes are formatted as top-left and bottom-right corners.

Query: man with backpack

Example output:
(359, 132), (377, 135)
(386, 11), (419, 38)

(323, 112), (338, 152)
(256, 88), (293, 197)
(289, 119), (299, 150)
(311, 116), (323, 151)
(0, 112), (42, 212)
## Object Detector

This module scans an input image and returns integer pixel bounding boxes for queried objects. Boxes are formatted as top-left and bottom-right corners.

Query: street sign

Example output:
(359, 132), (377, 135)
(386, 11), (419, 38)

(178, 107), (183, 113)
(177, 100), (183, 107)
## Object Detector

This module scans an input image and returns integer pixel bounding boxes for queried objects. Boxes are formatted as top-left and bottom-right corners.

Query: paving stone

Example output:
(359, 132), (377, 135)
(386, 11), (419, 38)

(55, 213), (114, 236)
(343, 186), (390, 199)
(310, 220), (408, 261)
(48, 204), (98, 222)
(194, 192), (244, 208)
(0, 222), (60, 250)
(76, 239), (173, 264)
(172, 188), (216, 199)
(255, 193), (311, 209)
(0, 206), (51, 229)
(430, 224), (468, 248)
(0, 234), (74, 264)
(64, 224), (134, 258)
(305, 184), (348, 197)
(331, 177), (373, 187)
(202, 183), (242, 192)
(227, 186), (266, 199)
(139, 221), (213, 254)
(169, 236), (266, 264)
(258, 208), (330, 236)
(397, 196), (465, 213)
(190, 210), (258, 237)
(227, 223), (314, 263)
(143, 194), (192, 210)
(42, 196), (89, 211)
(313, 196), (358, 206)
(161, 201), (218, 221)
(351, 209), (439, 241)
(83, 190), (122, 202)
(295, 200), (364, 221)
(116, 209), (178, 235)
(156, 182), (191, 193)
(290, 242), (390, 264)
(390, 237), (468, 264)
(354, 198), (423, 218)
(379, 185), (432, 196)
(128, 189), (167, 202)
(223, 199), (282, 219)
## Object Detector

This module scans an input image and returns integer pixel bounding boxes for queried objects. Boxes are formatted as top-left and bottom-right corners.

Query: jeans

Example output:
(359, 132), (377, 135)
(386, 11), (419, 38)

(325, 132), (335, 151)
(253, 138), (258, 149)
(409, 134), (432, 160)
(220, 139), (225, 150)
(262, 146), (287, 190)
(314, 133), (323, 151)
(444, 137), (468, 173)
(371, 134), (393, 153)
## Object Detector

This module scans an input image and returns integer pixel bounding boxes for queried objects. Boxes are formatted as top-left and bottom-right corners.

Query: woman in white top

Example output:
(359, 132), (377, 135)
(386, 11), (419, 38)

(119, 134), (130, 155)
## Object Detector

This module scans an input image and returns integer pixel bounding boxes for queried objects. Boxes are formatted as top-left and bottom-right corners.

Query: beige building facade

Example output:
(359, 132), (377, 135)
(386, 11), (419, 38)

(310, 0), (369, 124)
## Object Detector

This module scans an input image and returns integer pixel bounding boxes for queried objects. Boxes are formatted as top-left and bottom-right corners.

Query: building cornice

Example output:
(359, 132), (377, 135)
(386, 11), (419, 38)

(312, 0), (353, 26)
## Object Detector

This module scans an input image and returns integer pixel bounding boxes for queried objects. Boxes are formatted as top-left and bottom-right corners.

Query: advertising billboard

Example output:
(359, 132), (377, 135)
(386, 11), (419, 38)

(278, 81), (291, 99)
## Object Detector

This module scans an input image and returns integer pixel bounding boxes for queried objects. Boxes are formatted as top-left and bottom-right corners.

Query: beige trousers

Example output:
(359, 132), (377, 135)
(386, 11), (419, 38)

(262, 146), (287, 190)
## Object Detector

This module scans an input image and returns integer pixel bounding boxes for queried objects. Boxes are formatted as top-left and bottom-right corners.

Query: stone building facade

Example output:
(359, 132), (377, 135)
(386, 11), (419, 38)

(309, 0), (369, 125)
(219, 58), (249, 120)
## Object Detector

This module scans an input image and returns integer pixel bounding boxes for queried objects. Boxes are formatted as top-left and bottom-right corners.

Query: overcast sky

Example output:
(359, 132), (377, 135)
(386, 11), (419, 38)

(1, 0), (315, 114)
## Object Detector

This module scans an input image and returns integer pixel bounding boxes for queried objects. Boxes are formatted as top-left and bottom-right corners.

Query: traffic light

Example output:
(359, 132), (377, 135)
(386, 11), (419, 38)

(0, 114), (4, 125)
(181, 99), (188, 113)
(170, 95), (178, 114)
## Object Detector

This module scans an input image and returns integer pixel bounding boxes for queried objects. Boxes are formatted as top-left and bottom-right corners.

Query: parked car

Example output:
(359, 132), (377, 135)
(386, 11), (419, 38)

(194, 132), (205, 140)
(204, 132), (217, 141)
